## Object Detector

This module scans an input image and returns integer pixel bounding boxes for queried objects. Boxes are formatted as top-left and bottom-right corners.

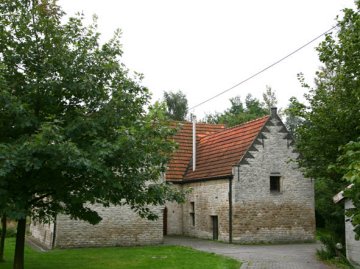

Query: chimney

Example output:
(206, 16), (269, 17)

(271, 107), (277, 117)
(192, 114), (196, 171)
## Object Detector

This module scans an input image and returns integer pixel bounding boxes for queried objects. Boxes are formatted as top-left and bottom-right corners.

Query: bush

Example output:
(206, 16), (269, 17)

(0, 227), (16, 238)
(317, 232), (355, 268)
(317, 233), (338, 259)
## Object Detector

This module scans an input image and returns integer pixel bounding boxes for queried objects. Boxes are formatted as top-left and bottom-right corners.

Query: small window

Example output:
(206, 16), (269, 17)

(190, 202), (195, 226)
(270, 176), (281, 193)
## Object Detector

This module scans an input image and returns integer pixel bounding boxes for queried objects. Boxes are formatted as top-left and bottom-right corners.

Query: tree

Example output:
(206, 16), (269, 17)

(163, 90), (188, 121)
(333, 139), (360, 239)
(0, 62), (9, 264)
(290, 1), (360, 241)
(262, 86), (278, 112)
(202, 90), (275, 127)
(284, 97), (306, 138)
(0, 214), (6, 262)
(0, 1), (184, 268)
(245, 94), (267, 116)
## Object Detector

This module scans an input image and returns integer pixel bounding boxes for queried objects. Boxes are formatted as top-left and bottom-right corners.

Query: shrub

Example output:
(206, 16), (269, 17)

(0, 227), (16, 238)
(317, 233), (338, 259)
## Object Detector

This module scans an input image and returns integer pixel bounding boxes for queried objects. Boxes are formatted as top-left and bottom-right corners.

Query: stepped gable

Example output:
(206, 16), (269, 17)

(183, 116), (270, 181)
(166, 121), (225, 181)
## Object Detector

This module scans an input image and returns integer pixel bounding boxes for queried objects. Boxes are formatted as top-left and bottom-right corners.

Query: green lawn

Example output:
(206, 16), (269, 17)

(1, 238), (240, 269)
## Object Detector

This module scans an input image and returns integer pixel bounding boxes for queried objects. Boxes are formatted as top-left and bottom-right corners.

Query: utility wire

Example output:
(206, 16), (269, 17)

(189, 25), (338, 111)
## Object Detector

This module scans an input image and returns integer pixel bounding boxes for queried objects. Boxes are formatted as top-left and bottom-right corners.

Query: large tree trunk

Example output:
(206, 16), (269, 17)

(13, 218), (26, 269)
(0, 214), (6, 262)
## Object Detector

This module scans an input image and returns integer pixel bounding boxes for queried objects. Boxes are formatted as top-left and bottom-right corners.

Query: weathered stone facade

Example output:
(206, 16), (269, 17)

(166, 185), (183, 235)
(31, 109), (316, 247)
(181, 179), (229, 241)
(232, 116), (315, 243)
(30, 221), (55, 248)
(165, 111), (315, 243)
(30, 204), (163, 248)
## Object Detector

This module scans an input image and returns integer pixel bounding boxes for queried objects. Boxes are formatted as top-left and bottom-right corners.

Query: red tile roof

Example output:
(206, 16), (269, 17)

(166, 122), (225, 181)
(166, 116), (270, 182)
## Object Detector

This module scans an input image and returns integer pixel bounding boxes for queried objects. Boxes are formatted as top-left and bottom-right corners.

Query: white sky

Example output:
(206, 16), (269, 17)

(58, 0), (355, 119)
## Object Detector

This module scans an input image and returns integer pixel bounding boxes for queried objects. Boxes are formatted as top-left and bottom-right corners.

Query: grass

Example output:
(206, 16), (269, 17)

(1, 238), (240, 269)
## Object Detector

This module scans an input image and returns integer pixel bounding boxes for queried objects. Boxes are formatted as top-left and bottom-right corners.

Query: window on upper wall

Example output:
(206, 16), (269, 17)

(190, 202), (195, 226)
(270, 176), (281, 193)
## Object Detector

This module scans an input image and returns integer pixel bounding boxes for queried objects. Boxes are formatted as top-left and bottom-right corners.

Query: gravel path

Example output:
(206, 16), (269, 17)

(164, 236), (333, 269)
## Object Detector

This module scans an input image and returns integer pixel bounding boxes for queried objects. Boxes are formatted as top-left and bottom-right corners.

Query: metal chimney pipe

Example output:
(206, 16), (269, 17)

(192, 114), (196, 171)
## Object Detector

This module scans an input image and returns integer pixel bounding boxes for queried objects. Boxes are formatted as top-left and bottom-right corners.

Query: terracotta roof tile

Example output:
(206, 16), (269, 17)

(165, 122), (225, 181)
(184, 116), (269, 180)
(165, 116), (270, 182)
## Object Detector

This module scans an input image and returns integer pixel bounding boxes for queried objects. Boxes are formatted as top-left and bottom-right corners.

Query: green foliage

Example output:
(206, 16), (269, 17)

(289, 1), (360, 240)
(317, 232), (354, 269)
(163, 90), (188, 121)
(0, 0), (184, 226)
(284, 97), (306, 137)
(1, 2), (186, 267)
(317, 232), (343, 259)
(262, 86), (278, 111)
(203, 93), (270, 127)
(1, 238), (241, 269)
(0, 227), (15, 238)
(332, 139), (360, 239)
(203, 87), (279, 127)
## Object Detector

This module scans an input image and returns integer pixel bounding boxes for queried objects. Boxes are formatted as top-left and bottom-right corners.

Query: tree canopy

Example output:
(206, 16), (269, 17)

(163, 90), (188, 121)
(289, 1), (360, 241)
(0, 1), (184, 268)
(333, 139), (360, 239)
(203, 87), (277, 127)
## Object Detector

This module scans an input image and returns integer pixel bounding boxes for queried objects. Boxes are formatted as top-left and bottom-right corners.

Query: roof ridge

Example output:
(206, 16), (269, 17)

(172, 120), (225, 127)
(198, 115), (270, 142)
(224, 115), (270, 130)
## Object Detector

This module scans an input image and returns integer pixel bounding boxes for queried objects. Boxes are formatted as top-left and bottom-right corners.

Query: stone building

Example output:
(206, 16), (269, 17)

(30, 108), (315, 248)
(165, 108), (315, 243)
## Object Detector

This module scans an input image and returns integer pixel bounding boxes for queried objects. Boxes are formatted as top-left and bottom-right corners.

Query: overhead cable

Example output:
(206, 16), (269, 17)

(189, 25), (338, 110)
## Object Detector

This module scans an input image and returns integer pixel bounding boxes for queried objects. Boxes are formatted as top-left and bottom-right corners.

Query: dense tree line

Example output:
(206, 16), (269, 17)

(203, 86), (278, 127)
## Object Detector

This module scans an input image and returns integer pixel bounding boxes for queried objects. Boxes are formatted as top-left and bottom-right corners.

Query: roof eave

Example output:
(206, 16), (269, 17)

(167, 174), (233, 184)
(333, 184), (354, 203)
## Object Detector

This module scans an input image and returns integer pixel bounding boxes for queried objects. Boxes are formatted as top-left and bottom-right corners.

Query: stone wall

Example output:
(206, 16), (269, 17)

(345, 200), (360, 267)
(232, 116), (315, 243)
(31, 204), (164, 248)
(166, 185), (183, 235)
(30, 221), (55, 248)
(181, 179), (230, 241)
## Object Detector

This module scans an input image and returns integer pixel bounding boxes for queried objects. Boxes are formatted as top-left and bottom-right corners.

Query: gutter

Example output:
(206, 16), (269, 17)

(228, 175), (233, 243)
(52, 215), (57, 249)
(167, 174), (233, 184)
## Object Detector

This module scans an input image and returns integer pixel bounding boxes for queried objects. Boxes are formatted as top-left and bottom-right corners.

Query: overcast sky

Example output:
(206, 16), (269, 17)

(58, 0), (355, 119)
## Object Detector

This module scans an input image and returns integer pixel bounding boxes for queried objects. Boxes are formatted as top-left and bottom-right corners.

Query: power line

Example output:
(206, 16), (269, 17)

(189, 25), (338, 111)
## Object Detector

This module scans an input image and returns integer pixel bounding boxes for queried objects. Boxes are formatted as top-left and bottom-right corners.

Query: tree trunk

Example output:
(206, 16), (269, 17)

(0, 214), (6, 262)
(13, 218), (26, 269)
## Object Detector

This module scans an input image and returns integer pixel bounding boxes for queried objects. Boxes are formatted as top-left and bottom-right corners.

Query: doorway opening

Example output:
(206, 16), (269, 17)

(211, 215), (218, 240)
(163, 207), (167, 235)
